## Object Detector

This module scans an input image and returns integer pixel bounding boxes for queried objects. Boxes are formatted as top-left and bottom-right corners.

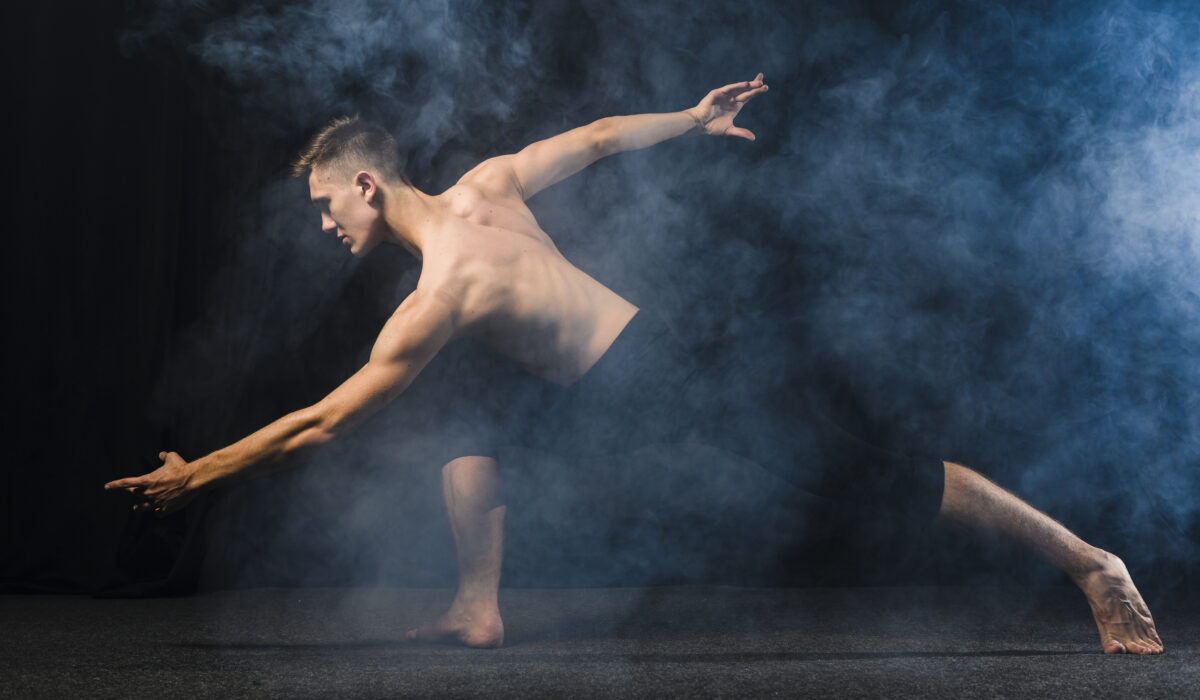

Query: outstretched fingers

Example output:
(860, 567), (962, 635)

(104, 476), (145, 491)
(105, 473), (168, 515)
(718, 72), (764, 93)
(736, 83), (769, 102)
(715, 81), (748, 95)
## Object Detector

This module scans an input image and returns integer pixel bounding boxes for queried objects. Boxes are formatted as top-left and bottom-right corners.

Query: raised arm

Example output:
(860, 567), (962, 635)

(104, 287), (457, 516)
(471, 73), (768, 200)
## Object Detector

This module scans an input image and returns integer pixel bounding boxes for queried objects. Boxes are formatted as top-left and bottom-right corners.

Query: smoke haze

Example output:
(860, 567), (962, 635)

(123, 0), (1200, 589)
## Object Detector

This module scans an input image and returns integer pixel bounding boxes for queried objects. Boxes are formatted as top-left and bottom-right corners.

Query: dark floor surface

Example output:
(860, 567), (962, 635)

(2, 586), (1195, 698)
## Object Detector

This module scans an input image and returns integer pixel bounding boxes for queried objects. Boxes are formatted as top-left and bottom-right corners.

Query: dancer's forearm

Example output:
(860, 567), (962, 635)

(596, 111), (700, 155)
(189, 407), (332, 491)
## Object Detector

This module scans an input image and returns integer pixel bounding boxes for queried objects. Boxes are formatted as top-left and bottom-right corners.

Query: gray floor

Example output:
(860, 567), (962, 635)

(3, 586), (1194, 698)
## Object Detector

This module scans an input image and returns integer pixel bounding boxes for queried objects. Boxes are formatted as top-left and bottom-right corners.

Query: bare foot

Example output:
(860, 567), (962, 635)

(1076, 550), (1163, 654)
(405, 599), (504, 649)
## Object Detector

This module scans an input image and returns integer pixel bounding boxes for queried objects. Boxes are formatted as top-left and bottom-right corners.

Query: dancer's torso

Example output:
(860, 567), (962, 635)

(417, 178), (638, 387)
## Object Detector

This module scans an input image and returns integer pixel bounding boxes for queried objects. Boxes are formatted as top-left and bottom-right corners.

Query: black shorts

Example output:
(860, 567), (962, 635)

(437, 311), (944, 527)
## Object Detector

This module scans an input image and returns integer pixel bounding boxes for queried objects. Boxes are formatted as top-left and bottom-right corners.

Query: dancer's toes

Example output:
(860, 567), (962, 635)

(405, 605), (504, 649)
(1111, 636), (1161, 656)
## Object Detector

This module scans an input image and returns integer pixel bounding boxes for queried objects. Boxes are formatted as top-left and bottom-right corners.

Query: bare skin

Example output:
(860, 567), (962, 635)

(104, 73), (1162, 654)
(416, 459), (1163, 653)
(940, 461), (1162, 654)
(105, 72), (767, 630)
(404, 456), (506, 648)
(103, 73), (768, 509)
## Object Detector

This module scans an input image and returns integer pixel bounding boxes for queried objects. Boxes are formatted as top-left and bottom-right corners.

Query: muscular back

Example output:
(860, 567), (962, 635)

(417, 165), (638, 386)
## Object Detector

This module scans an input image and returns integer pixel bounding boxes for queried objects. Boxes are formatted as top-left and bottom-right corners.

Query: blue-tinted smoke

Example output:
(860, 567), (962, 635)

(126, 0), (1200, 586)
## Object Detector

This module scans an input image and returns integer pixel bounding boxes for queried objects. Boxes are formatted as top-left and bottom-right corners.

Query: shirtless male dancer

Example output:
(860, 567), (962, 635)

(106, 74), (1162, 654)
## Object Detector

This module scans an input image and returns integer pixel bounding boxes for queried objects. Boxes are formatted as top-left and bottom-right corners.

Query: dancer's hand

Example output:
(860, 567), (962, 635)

(687, 72), (769, 141)
(105, 451), (198, 517)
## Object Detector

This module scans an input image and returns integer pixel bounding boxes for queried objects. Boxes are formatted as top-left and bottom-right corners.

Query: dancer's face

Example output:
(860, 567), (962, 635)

(308, 167), (387, 257)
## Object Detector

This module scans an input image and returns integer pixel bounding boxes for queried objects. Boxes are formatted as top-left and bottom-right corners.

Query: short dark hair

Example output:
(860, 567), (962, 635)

(292, 115), (411, 185)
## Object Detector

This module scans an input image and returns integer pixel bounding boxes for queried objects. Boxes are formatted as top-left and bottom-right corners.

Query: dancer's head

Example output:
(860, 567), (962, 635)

(294, 116), (411, 256)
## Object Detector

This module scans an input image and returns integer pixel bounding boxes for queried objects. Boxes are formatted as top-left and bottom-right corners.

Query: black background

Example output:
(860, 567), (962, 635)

(6, 0), (1197, 595)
